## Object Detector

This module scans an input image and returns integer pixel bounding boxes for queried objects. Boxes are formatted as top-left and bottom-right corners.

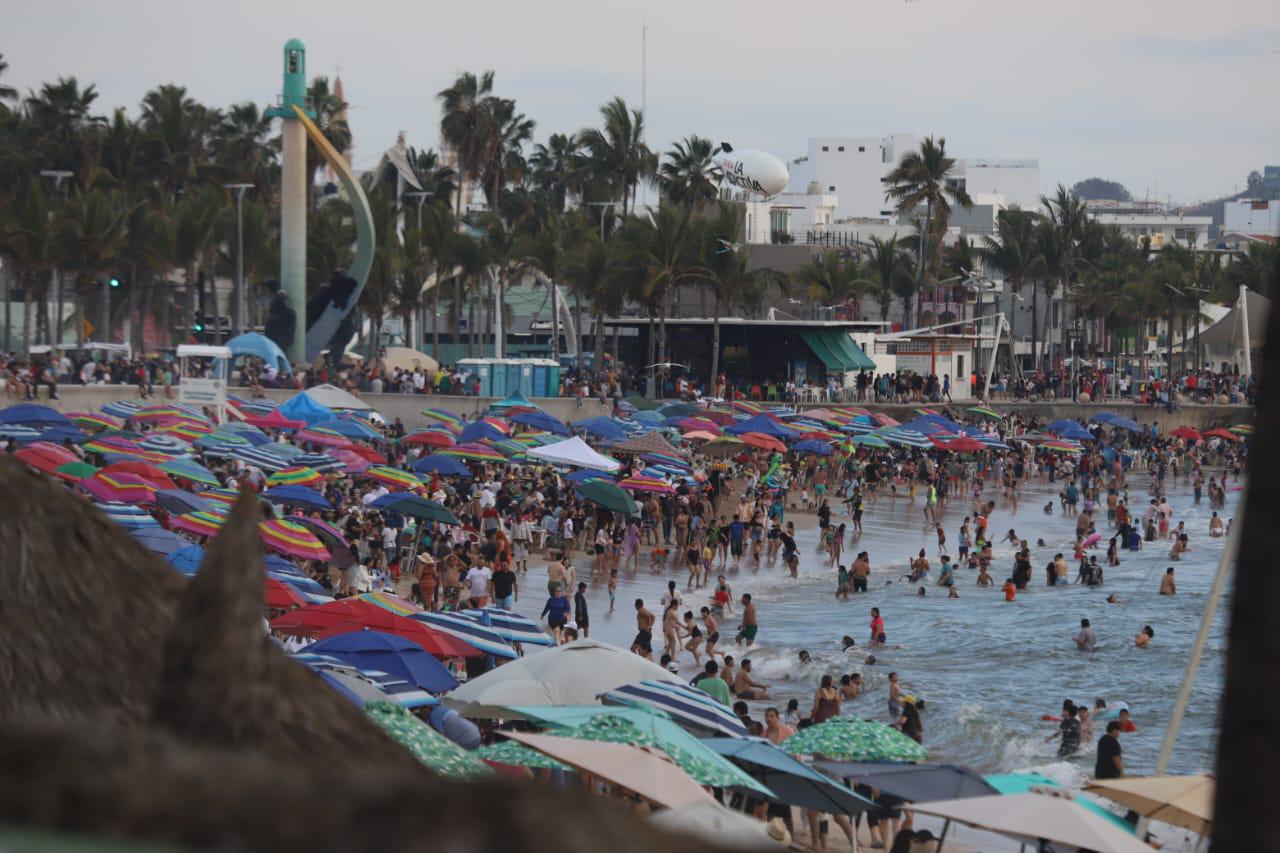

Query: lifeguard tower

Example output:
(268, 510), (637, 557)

(176, 344), (231, 422)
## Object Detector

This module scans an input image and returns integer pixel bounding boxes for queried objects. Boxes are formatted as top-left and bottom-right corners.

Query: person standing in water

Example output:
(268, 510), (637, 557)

(735, 594), (758, 646)
(870, 607), (886, 646)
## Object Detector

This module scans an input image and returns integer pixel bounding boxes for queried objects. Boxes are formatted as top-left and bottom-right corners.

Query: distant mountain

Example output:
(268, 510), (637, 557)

(1071, 178), (1132, 202)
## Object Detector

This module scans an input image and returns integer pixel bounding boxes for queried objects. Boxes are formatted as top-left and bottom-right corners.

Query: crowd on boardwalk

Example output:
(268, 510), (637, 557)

(1, 386), (1242, 852)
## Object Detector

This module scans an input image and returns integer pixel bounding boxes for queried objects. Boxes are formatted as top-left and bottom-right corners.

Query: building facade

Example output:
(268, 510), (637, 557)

(1223, 199), (1280, 238)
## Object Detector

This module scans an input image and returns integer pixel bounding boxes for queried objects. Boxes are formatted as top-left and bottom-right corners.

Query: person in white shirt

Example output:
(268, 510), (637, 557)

(412, 370), (426, 393)
(380, 524), (397, 567)
(511, 515), (532, 572)
(465, 563), (493, 607)
(362, 486), (389, 506)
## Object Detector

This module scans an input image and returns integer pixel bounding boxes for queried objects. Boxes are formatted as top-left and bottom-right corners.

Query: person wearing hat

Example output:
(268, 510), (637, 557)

(414, 554), (438, 610)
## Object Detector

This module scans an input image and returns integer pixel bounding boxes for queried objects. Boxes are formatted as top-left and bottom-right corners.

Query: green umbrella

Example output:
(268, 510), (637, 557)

(850, 434), (890, 449)
(575, 479), (639, 516)
(476, 738), (571, 770)
(966, 405), (1002, 420)
(363, 701), (492, 780)
(623, 393), (660, 411)
(548, 714), (770, 793)
(781, 717), (926, 763)
(54, 461), (99, 481)
(376, 494), (460, 525)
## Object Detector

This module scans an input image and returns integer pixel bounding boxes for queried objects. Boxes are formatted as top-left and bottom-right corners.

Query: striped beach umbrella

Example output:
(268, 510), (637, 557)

(439, 442), (506, 463)
(99, 399), (142, 419)
(99, 460), (178, 490)
(154, 419), (213, 441)
(295, 452), (346, 473)
(619, 474), (677, 495)
(132, 404), (203, 424)
(362, 465), (421, 490)
(459, 607), (555, 647)
(68, 411), (122, 432)
(81, 471), (157, 504)
(171, 510), (227, 537)
(407, 610), (517, 659)
(159, 458), (220, 486)
(285, 515), (352, 551)
(13, 441), (79, 473)
(312, 417), (382, 442)
(878, 428), (933, 449)
(966, 405), (1002, 420)
(138, 434), (193, 455)
(197, 488), (239, 508)
(421, 408), (465, 434)
(259, 518), (330, 561)
(402, 429), (455, 449)
(0, 424), (41, 442)
(294, 428), (354, 448)
(601, 679), (749, 738)
(268, 465), (324, 487)
(95, 501), (161, 530)
(1040, 439), (1084, 454)
(1230, 424), (1253, 435)
(231, 445), (289, 472)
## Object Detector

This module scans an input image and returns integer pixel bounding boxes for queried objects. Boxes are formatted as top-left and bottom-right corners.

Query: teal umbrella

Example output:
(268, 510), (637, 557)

(575, 479), (639, 515)
(781, 717), (926, 763)
(363, 701), (492, 780)
(476, 738), (571, 770)
(850, 434), (890, 449)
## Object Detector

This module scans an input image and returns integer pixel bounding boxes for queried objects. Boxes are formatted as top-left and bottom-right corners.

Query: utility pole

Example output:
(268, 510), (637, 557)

(404, 191), (432, 350)
(38, 170), (72, 351)
(225, 184), (253, 337)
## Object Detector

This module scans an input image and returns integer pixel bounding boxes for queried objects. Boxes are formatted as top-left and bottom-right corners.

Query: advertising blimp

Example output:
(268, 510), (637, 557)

(713, 143), (789, 198)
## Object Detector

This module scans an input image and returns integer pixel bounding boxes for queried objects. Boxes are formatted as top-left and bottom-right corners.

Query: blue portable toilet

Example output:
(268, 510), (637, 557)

(498, 359), (517, 397)
(544, 360), (561, 397)
(532, 361), (549, 397)
(458, 358), (493, 398)
(487, 359), (505, 398)
(518, 360), (535, 397)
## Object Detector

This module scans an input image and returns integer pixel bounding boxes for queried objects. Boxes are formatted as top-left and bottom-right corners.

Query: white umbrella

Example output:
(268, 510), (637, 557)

(649, 799), (788, 850)
(527, 436), (621, 472)
(299, 383), (372, 411)
(913, 792), (1152, 853)
(1085, 774), (1213, 836)
(381, 346), (439, 378)
(443, 639), (682, 718)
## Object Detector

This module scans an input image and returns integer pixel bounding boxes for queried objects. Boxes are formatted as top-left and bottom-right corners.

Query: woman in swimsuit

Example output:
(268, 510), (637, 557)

(810, 674), (842, 723)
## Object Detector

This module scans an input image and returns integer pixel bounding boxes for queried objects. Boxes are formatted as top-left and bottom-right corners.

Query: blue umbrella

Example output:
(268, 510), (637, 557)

(294, 652), (438, 709)
(96, 501), (160, 529)
(0, 403), (70, 426)
(166, 544), (207, 575)
(311, 417), (382, 442)
(1088, 412), (1120, 425)
(154, 489), (214, 515)
(708, 739), (877, 813)
(100, 400), (142, 419)
(564, 468), (611, 484)
(138, 434), (190, 455)
(601, 679), (750, 738)
(262, 484), (333, 511)
(458, 420), (507, 443)
(412, 455), (472, 478)
(225, 332), (291, 373)
(0, 424), (41, 442)
(410, 611), (517, 659)
(459, 607), (555, 647)
(510, 410), (570, 436)
(265, 554), (305, 575)
(1047, 419), (1093, 441)
(571, 416), (627, 441)
(130, 526), (190, 556)
(306, 630), (460, 692)
(1107, 416), (1143, 433)
(230, 445), (289, 471)
(724, 413), (797, 439)
(293, 452), (345, 473)
(791, 439), (833, 456)
(37, 424), (89, 445)
(630, 410), (665, 424)
(269, 571), (334, 605)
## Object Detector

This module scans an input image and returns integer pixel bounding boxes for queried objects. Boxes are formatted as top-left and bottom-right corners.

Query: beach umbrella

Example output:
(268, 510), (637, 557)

(52, 460), (98, 482)
(911, 792), (1152, 853)
(295, 452), (347, 473)
(850, 434), (890, 449)
(259, 518), (329, 561)
(459, 607), (554, 647)
(571, 416), (628, 441)
(601, 679), (749, 738)
(81, 471), (157, 504)
(965, 405), (1001, 420)
(275, 598), (481, 657)
(879, 428), (933, 449)
(262, 484), (333, 511)
(421, 408), (465, 433)
(739, 432), (788, 453)
(682, 430), (719, 442)
(444, 639), (681, 718)
(1106, 416), (1143, 433)
(129, 526), (190, 556)
(1047, 419), (1093, 441)
(311, 417), (382, 442)
(244, 409), (306, 431)
(986, 771), (1136, 834)
(197, 487), (239, 508)
(709, 741), (877, 814)
(98, 399), (142, 418)
(283, 515), (353, 566)
(271, 573), (334, 605)
(1040, 439), (1084, 454)
(1089, 412), (1120, 424)
(364, 701), (492, 780)
(1203, 427), (1240, 442)
(458, 420), (508, 444)
(619, 475), (677, 495)
(157, 458), (218, 485)
(402, 429), (456, 449)
(781, 717), (926, 763)
(407, 609), (518, 659)
(0, 403), (70, 426)
(266, 465), (324, 487)
(0, 423), (43, 442)
(229, 445), (289, 472)
(294, 428), (354, 448)
(369, 493), (460, 525)
(94, 501), (161, 530)
(439, 441), (506, 463)
(514, 708), (769, 794)
(1084, 774), (1213, 836)
(630, 409), (665, 424)
(153, 489), (214, 515)
(510, 410), (570, 435)
(306, 630), (459, 693)
(412, 454), (472, 478)
(701, 435), (744, 458)
(871, 413), (899, 427)
(576, 479), (640, 515)
(67, 411), (121, 431)
(265, 576), (307, 610)
(165, 544), (207, 575)
(362, 465), (422, 491)
(1169, 426), (1202, 441)
(476, 738), (571, 770)
(171, 511), (227, 538)
(13, 441), (79, 474)
(791, 438), (833, 456)
(1230, 424), (1253, 435)
(100, 460), (178, 490)
(931, 435), (985, 453)
(814, 760), (998, 804)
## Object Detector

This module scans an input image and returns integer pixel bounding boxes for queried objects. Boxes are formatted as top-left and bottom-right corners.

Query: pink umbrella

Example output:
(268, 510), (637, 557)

(295, 429), (355, 448)
(81, 471), (157, 504)
(330, 448), (372, 473)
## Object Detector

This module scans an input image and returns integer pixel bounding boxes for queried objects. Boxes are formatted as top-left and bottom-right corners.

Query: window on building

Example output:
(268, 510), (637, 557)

(837, 146), (845, 152)
(858, 146), (866, 152)
(822, 146), (829, 152)
(880, 210), (894, 217)
(829, 186), (836, 192)
(1174, 228), (1196, 242)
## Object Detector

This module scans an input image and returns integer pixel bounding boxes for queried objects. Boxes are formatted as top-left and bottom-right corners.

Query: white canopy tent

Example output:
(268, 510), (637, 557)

(299, 383), (372, 411)
(527, 436), (621, 472)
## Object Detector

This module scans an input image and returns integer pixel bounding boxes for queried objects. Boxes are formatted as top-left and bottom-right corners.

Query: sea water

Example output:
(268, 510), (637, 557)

(513, 469), (1238, 786)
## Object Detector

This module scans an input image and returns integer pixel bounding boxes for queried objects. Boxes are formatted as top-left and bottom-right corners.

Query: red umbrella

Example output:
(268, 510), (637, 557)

(13, 441), (79, 474)
(1169, 426), (1202, 442)
(933, 436), (985, 453)
(676, 417), (723, 436)
(100, 460), (179, 490)
(246, 410), (307, 431)
(272, 599), (481, 658)
(81, 471), (157, 504)
(740, 432), (787, 453)
(1202, 427), (1240, 442)
(265, 577), (307, 611)
(403, 429), (456, 448)
(698, 410), (738, 427)
(294, 429), (354, 448)
(344, 444), (388, 465)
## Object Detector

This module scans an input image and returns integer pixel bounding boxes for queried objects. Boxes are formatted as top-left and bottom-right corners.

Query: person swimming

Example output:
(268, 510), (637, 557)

(1135, 625), (1154, 648)
(798, 649), (812, 664)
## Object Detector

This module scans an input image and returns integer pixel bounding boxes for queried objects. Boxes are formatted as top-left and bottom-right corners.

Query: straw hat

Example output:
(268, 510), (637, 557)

(766, 817), (791, 845)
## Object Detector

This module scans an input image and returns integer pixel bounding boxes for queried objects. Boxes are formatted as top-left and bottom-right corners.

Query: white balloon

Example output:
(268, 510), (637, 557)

(713, 145), (789, 197)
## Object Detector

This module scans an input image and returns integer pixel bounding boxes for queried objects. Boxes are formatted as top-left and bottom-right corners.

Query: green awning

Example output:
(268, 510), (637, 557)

(799, 329), (876, 372)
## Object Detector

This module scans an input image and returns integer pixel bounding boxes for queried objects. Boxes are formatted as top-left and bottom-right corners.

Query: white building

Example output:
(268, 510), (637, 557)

(1086, 201), (1212, 249)
(786, 135), (1041, 223)
(1223, 199), (1280, 238)
(743, 184), (839, 244)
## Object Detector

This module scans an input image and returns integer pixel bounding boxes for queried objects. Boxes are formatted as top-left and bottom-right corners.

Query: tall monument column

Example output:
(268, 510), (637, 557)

(266, 39), (315, 365)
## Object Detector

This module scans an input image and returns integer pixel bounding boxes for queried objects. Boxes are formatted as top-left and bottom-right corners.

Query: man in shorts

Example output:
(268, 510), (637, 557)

(735, 594), (758, 646)
(631, 598), (655, 658)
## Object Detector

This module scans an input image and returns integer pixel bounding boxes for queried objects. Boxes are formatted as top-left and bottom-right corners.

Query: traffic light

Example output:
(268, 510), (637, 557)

(192, 313), (204, 333)
(109, 276), (121, 288)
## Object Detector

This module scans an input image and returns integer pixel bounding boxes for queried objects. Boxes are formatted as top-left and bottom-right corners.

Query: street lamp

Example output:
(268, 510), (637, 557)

(224, 184), (254, 338)
(402, 191), (433, 349)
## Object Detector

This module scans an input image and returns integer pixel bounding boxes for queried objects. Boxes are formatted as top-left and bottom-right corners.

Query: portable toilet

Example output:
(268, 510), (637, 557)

(458, 358), (492, 398)
(531, 360), (549, 397)
(497, 358), (517, 398)
(487, 358), (507, 398)
(518, 360), (535, 397)
(544, 359), (561, 397)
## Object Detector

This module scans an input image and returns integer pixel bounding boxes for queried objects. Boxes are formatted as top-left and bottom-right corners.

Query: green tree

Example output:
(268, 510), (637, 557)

(438, 71), (495, 221)
(578, 97), (655, 216)
(51, 187), (130, 344)
(562, 232), (611, 376)
(659, 136), (719, 211)
(0, 180), (54, 351)
(980, 208), (1045, 371)
(303, 77), (350, 207)
(794, 250), (861, 318)
(529, 133), (582, 215)
(0, 54), (16, 103)
(856, 235), (914, 322)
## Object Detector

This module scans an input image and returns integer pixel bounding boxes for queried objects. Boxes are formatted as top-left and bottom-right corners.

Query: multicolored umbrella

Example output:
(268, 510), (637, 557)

(132, 404), (207, 424)
(81, 471), (157, 504)
(267, 465), (324, 487)
(701, 435), (745, 458)
(311, 417), (382, 442)
(781, 717), (927, 763)
(362, 465), (422, 490)
(95, 501), (161, 530)
(364, 701), (492, 780)
(1040, 439), (1084, 454)
(159, 458), (220, 486)
(67, 411), (121, 432)
(1230, 424), (1253, 435)
(1203, 427), (1241, 442)
(197, 488), (239, 508)
(294, 428), (355, 448)
(850, 434), (890, 449)
(13, 441), (79, 474)
(259, 518), (330, 561)
(99, 460), (178, 490)
(406, 609), (517, 659)
(99, 399), (142, 419)
(459, 607), (554, 647)
(290, 601), (482, 659)
(476, 738), (571, 770)
(620, 474), (677, 495)
(402, 429), (456, 449)
(966, 405), (1002, 420)
(154, 419), (213, 440)
(53, 460), (98, 482)
(285, 514), (353, 552)
(421, 408), (465, 434)
(171, 511), (227, 538)
(439, 442), (506, 463)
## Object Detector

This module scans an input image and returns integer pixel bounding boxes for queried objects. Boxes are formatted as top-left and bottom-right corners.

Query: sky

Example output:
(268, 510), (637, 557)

(5, 0), (1278, 205)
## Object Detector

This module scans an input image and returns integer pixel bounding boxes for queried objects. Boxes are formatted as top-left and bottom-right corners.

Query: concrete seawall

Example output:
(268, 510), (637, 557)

(11, 386), (1251, 433)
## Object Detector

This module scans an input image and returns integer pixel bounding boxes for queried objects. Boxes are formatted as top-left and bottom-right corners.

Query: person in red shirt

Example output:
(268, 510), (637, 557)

(869, 607), (886, 645)
(1003, 578), (1017, 601)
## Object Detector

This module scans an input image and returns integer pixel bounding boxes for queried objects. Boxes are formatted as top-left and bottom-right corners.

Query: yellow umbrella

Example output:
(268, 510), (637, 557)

(1085, 774), (1213, 836)
(381, 346), (439, 378)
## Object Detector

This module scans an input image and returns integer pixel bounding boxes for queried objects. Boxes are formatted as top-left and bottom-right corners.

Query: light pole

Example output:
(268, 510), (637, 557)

(225, 184), (253, 337)
(403, 191), (433, 350)
(38, 170), (73, 351)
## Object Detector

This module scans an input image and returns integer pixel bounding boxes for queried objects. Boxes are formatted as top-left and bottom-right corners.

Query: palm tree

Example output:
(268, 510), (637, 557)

(417, 202), (457, 361)
(303, 77), (350, 207)
(0, 54), (17, 103)
(438, 71), (495, 220)
(405, 147), (458, 206)
(883, 136), (973, 326)
(529, 133), (582, 215)
(794, 250), (861, 318)
(1226, 242), (1277, 301)
(856, 235), (914, 322)
(51, 187), (130, 344)
(578, 97), (655, 216)
(0, 179), (54, 351)
(980, 208), (1045, 372)
(562, 232), (611, 376)
(476, 97), (534, 215)
(307, 200), (355, 288)
(698, 203), (782, 385)
(1041, 184), (1088, 363)
(139, 84), (220, 204)
(659, 136), (719, 211)
(173, 184), (223, 343)
(214, 102), (277, 200)
(452, 234), (488, 357)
